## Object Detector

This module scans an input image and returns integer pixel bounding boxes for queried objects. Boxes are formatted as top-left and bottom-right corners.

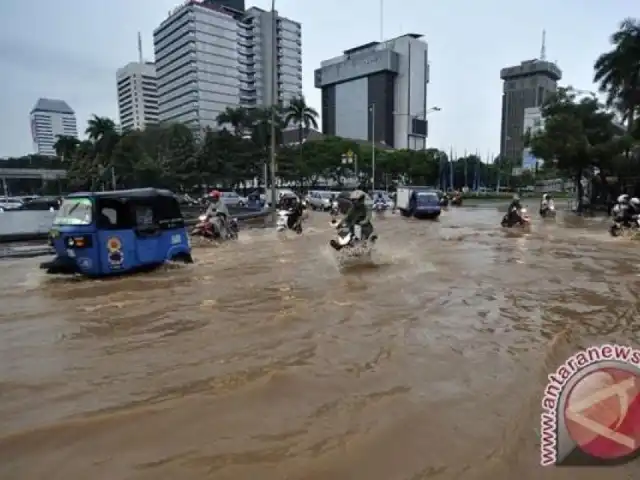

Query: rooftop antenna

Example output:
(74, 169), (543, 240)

(137, 32), (143, 63)
(540, 29), (546, 61)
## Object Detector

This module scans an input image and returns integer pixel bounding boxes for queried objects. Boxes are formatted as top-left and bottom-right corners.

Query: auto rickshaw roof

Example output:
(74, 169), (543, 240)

(66, 188), (177, 199)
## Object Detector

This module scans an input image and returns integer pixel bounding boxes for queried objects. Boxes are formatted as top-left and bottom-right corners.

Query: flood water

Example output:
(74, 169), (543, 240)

(1, 206), (639, 480)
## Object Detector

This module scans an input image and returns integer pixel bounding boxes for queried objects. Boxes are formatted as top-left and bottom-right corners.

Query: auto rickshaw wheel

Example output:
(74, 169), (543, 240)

(171, 252), (194, 264)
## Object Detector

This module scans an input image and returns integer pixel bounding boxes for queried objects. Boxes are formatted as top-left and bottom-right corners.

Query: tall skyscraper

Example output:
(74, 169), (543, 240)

(153, 0), (302, 131)
(314, 33), (430, 150)
(240, 7), (302, 108)
(30, 98), (78, 156)
(116, 61), (159, 131)
(499, 59), (561, 164)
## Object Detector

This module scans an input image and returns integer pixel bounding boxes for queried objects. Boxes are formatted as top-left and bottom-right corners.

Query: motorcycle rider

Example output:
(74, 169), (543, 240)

(612, 194), (630, 219)
(504, 194), (525, 226)
(285, 196), (304, 231)
(373, 191), (386, 211)
(330, 190), (377, 250)
(626, 197), (640, 225)
(204, 190), (230, 235)
(539, 193), (555, 216)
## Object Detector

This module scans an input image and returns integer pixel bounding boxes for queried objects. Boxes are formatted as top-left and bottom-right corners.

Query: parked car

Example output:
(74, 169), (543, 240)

(0, 198), (24, 211)
(307, 191), (334, 210)
(13, 196), (61, 211)
(220, 191), (247, 207)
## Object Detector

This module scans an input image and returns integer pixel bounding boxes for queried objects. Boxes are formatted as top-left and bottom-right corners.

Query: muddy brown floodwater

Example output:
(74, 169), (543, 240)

(1, 207), (639, 480)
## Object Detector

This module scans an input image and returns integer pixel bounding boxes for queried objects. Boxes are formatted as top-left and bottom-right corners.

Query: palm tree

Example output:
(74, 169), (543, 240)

(85, 114), (117, 143)
(53, 135), (79, 161)
(216, 106), (252, 136)
(84, 115), (120, 189)
(284, 96), (319, 144)
(594, 18), (640, 133)
(283, 97), (319, 175)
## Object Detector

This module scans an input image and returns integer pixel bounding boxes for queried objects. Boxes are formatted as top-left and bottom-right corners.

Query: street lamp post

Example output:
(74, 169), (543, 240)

(269, 0), (277, 222)
(370, 103), (375, 190)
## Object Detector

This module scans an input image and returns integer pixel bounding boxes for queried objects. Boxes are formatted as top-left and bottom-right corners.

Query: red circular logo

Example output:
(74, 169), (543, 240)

(563, 367), (640, 460)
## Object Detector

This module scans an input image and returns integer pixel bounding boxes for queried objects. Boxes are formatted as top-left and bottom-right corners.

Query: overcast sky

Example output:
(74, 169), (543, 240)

(0, 0), (635, 158)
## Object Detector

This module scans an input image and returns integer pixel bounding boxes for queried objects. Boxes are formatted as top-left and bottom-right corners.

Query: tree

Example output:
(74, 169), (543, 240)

(216, 106), (252, 137)
(53, 135), (79, 161)
(283, 96), (319, 185)
(283, 96), (319, 144)
(594, 18), (640, 132)
(527, 87), (624, 210)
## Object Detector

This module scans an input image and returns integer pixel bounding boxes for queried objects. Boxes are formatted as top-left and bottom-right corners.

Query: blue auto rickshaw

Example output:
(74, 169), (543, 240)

(40, 188), (193, 277)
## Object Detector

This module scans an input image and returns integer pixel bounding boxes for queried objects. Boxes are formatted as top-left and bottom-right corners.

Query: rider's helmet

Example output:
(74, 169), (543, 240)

(349, 189), (366, 203)
(209, 190), (221, 201)
(542, 193), (549, 200)
(630, 197), (640, 207)
(618, 194), (630, 204)
(513, 193), (520, 201)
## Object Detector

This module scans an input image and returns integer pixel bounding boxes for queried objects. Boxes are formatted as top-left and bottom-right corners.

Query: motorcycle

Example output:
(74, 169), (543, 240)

(191, 213), (238, 240)
(330, 222), (377, 251)
(501, 207), (531, 231)
(276, 209), (303, 234)
(451, 195), (462, 206)
(540, 202), (556, 218)
(609, 214), (640, 237)
(373, 201), (387, 217)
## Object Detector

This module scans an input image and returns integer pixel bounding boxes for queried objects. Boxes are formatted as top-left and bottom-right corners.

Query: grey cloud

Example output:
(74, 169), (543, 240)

(0, 39), (116, 81)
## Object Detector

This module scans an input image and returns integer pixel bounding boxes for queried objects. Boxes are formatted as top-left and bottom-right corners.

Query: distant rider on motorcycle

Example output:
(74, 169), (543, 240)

(330, 190), (377, 250)
(613, 194), (630, 219)
(505, 194), (525, 226)
(205, 190), (230, 233)
(373, 192), (386, 211)
(285, 196), (304, 231)
(539, 193), (554, 216)
(626, 197), (640, 225)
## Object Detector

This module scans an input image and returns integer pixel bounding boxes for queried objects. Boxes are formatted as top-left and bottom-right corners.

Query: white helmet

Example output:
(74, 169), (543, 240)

(542, 193), (548, 200)
(349, 189), (366, 201)
(631, 197), (640, 207)
(618, 194), (630, 203)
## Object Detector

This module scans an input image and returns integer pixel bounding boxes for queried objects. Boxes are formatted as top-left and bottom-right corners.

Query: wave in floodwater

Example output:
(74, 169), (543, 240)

(1, 208), (639, 480)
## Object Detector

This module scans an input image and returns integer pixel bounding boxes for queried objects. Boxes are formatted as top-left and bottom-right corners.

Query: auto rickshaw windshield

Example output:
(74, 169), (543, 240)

(53, 198), (93, 225)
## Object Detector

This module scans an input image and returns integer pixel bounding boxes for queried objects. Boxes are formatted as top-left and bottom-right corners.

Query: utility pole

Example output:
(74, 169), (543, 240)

(269, 0), (278, 223)
(370, 103), (376, 191)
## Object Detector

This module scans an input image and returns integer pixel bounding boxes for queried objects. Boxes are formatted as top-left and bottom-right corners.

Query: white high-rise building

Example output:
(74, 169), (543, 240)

(30, 98), (78, 156)
(116, 61), (159, 131)
(239, 7), (302, 108)
(153, 0), (302, 131)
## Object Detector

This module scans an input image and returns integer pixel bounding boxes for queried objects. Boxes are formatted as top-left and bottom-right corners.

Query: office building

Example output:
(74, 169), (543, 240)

(30, 98), (78, 156)
(153, 0), (302, 131)
(500, 59), (561, 164)
(239, 7), (302, 108)
(314, 33), (429, 150)
(116, 61), (159, 131)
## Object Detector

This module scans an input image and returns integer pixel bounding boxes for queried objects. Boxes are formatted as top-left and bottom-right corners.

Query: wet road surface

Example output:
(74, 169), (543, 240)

(1, 206), (639, 479)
